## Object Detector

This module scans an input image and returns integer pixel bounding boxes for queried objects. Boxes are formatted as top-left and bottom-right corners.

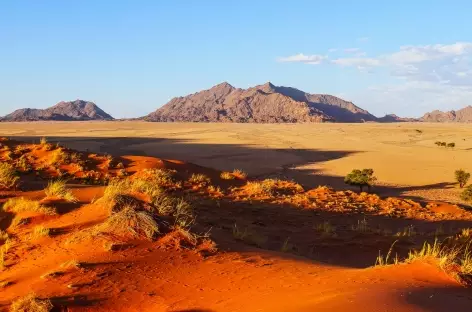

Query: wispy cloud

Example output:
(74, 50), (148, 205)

(277, 53), (327, 65)
(331, 57), (380, 67)
(279, 42), (472, 116)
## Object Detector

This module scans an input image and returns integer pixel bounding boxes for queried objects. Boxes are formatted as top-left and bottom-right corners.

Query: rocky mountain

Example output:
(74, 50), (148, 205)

(420, 106), (472, 123)
(144, 82), (377, 123)
(1, 100), (114, 121)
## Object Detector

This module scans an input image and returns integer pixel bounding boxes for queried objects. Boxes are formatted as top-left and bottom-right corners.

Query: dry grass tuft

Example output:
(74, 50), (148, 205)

(95, 205), (160, 240)
(243, 179), (304, 197)
(220, 172), (235, 180)
(189, 173), (211, 186)
(44, 180), (77, 202)
(10, 293), (53, 312)
(3, 198), (56, 215)
(0, 163), (19, 189)
(232, 169), (247, 179)
(30, 226), (50, 240)
(49, 148), (68, 166)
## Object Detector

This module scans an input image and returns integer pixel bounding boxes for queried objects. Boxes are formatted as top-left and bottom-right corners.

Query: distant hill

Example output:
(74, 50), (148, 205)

(143, 82), (377, 123)
(1, 100), (114, 121)
(420, 106), (472, 123)
(377, 114), (419, 123)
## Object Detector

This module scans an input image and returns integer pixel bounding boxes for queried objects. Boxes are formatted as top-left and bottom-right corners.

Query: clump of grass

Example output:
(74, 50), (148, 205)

(220, 172), (235, 180)
(375, 240), (399, 266)
(395, 225), (416, 237)
(44, 180), (77, 202)
(351, 218), (369, 233)
(280, 237), (294, 253)
(232, 224), (266, 248)
(3, 197), (56, 215)
(16, 155), (32, 172)
(30, 226), (50, 240)
(232, 169), (247, 179)
(243, 179), (303, 197)
(49, 148), (67, 166)
(314, 221), (337, 237)
(95, 205), (160, 240)
(460, 185), (472, 203)
(189, 173), (211, 186)
(0, 163), (19, 189)
(10, 293), (53, 312)
(14, 145), (29, 155)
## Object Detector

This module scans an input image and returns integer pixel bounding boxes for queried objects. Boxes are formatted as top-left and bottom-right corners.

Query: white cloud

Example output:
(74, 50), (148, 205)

(331, 57), (381, 67)
(357, 37), (369, 42)
(278, 42), (472, 116)
(277, 53), (327, 65)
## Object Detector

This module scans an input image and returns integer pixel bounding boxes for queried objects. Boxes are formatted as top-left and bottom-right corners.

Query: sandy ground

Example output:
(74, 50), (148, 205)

(1, 136), (472, 311)
(1, 121), (471, 204)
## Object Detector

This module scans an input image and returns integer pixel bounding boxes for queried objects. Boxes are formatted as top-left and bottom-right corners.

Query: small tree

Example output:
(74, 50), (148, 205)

(440, 142), (447, 147)
(344, 168), (377, 192)
(455, 169), (470, 188)
(447, 142), (455, 148)
(460, 185), (472, 202)
(434, 141), (442, 146)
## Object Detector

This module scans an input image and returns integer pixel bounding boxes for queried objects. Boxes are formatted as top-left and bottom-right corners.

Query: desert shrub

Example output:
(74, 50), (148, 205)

(95, 205), (160, 240)
(447, 142), (456, 148)
(152, 194), (194, 227)
(455, 169), (470, 188)
(3, 150), (13, 161)
(440, 142), (447, 147)
(434, 141), (442, 146)
(3, 197), (56, 215)
(10, 293), (53, 312)
(0, 163), (19, 189)
(232, 169), (247, 179)
(189, 173), (211, 186)
(220, 172), (235, 180)
(344, 168), (377, 192)
(44, 180), (77, 202)
(461, 185), (472, 203)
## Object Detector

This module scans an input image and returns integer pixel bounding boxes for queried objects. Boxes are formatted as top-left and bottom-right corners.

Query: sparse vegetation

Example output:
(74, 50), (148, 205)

(460, 185), (472, 203)
(10, 293), (53, 312)
(220, 171), (235, 180)
(314, 221), (337, 237)
(3, 198), (56, 215)
(30, 226), (50, 239)
(232, 169), (247, 179)
(44, 180), (77, 202)
(455, 169), (470, 188)
(189, 173), (211, 186)
(375, 240), (399, 266)
(0, 163), (19, 189)
(95, 205), (160, 240)
(344, 169), (377, 192)
(49, 148), (67, 165)
(447, 142), (456, 148)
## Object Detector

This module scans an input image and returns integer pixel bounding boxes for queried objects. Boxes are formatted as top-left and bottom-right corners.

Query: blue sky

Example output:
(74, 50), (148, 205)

(1, 0), (471, 118)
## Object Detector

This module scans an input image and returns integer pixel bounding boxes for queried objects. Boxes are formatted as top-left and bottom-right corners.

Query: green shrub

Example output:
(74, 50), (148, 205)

(461, 185), (472, 202)
(455, 169), (470, 188)
(344, 168), (377, 192)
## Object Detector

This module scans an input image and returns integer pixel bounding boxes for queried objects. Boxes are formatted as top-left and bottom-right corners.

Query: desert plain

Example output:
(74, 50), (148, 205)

(1, 121), (471, 203)
(0, 121), (471, 311)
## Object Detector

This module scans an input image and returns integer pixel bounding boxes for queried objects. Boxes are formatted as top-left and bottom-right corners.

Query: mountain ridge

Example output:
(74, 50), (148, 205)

(1, 100), (114, 121)
(144, 82), (377, 123)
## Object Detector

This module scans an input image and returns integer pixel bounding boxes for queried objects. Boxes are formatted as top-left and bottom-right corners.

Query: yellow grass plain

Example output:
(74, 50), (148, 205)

(1, 121), (471, 204)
